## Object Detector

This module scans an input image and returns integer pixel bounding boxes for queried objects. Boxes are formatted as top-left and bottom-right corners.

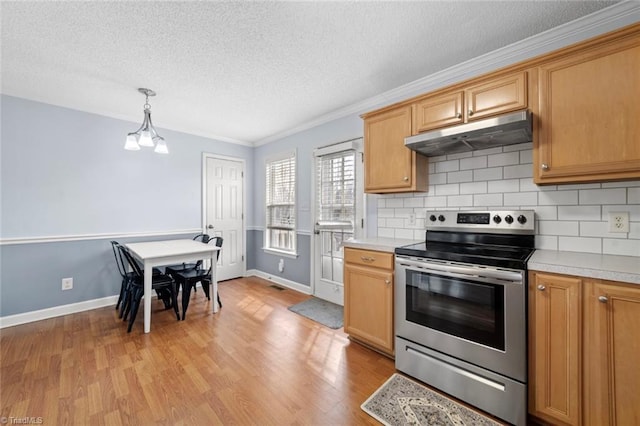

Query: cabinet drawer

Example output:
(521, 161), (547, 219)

(344, 248), (394, 270)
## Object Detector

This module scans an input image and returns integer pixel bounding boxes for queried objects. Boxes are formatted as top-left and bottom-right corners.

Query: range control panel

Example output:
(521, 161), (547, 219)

(426, 210), (535, 234)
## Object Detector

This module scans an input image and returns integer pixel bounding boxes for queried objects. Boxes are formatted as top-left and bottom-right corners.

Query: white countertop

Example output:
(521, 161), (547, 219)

(528, 250), (640, 285)
(342, 237), (421, 253)
(343, 240), (640, 285)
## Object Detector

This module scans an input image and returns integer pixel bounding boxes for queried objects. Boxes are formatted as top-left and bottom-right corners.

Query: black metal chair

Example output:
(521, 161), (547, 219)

(111, 241), (166, 318)
(164, 233), (210, 276)
(111, 241), (133, 313)
(119, 245), (180, 332)
(171, 236), (223, 320)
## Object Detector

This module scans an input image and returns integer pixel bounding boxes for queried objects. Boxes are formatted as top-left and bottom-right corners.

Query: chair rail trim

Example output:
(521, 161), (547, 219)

(0, 228), (203, 246)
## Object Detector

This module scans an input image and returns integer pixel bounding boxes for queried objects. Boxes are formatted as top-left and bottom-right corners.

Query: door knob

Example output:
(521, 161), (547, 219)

(468, 109), (474, 116)
(541, 163), (549, 171)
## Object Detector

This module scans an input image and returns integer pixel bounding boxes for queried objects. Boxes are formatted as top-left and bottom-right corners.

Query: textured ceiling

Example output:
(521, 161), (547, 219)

(1, 1), (619, 145)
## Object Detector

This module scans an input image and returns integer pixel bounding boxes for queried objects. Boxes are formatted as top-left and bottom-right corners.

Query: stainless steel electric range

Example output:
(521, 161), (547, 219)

(394, 210), (535, 426)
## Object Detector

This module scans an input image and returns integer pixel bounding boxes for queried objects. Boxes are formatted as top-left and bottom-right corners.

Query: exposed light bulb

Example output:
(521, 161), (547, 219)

(138, 130), (154, 147)
(124, 134), (140, 150)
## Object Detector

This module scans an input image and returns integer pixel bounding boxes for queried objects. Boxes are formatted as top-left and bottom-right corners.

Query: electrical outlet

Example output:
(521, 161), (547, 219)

(608, 212), (629, 233)
(409, 213), (416, 225)
(61, 277), (73, 290)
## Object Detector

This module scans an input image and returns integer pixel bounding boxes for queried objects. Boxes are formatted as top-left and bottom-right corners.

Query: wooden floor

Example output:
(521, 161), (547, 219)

(1, 276), (396, 425)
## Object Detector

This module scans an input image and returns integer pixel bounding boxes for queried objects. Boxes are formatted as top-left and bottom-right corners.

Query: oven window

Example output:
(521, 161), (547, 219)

(405, 270), (505, 350)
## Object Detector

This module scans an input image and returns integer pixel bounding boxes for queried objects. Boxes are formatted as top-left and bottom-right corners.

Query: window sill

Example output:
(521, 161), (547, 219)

(262, 248), (299, 259)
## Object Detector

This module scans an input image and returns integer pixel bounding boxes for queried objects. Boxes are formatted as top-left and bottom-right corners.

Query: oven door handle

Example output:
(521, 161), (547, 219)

(396, 257), (523, 283)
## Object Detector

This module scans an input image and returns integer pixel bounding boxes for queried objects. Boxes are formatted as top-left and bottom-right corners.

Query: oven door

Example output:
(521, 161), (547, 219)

(395, 255), (527, 382)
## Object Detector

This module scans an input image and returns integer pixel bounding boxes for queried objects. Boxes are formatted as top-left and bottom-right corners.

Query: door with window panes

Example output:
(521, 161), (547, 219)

(313, 139), (363, 306)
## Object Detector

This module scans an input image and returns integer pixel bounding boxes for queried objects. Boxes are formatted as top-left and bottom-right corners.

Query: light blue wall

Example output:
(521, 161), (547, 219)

(0, 95), (253, 316)
(1, 95), (254, 238)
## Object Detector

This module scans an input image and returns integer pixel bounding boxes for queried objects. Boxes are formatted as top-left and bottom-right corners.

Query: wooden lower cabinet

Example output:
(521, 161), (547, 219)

(529, 272), (582, 425)
(584, 281), (640, 426)
(343, 248), (394, 356)
(529, 271), (640, 425)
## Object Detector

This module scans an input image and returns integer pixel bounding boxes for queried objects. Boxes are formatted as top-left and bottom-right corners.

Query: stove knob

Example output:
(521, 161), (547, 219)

(438, 215), (445, 222)
(429, 215), (437, 222)
(493, 215), (502, 224)
(504, 215), (514, 224)
(517, 215), (527, 225)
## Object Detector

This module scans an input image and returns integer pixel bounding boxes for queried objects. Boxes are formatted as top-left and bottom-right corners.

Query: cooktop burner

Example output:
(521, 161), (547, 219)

(395, 210), (536, 269)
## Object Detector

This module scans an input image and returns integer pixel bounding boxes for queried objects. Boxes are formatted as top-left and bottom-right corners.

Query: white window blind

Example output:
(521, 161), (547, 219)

(265, 151), (296, 254)
(316, 150), (355, 229)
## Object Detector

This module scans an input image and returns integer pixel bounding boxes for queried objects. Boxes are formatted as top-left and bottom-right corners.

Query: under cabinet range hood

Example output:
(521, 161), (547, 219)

(405, 110), (532, 157)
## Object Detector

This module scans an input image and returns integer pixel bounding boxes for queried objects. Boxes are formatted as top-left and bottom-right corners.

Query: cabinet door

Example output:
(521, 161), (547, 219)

(363, 106), (427, 193)
(412, 91), (464, 133)
(584, 281), (640, 426)
(464, 71), (527, 121)
(528, 272), (582, 426)
(536, 34), (640, 184)
(344, 263), (394, 354)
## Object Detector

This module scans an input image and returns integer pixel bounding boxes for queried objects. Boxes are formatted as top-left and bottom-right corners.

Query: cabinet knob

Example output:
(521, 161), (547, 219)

(456, 113), (462, 119)
(468, 109), (474, 117)
(598, 295), (608, 303)
(541, 163), (549, 171)
(385, 279), (391, 285)
(403, 176), (409, 182)
(537, 285), (546, 291)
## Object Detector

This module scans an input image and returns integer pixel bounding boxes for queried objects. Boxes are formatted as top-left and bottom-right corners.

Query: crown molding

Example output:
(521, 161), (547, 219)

(254, 1), (640, 147)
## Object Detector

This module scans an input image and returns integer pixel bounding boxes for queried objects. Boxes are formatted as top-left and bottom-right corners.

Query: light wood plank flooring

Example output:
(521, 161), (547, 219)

(1, 276), (395, 425)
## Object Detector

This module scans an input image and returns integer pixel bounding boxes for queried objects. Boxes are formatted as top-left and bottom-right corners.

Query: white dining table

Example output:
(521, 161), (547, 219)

(125, 239), (221, 333)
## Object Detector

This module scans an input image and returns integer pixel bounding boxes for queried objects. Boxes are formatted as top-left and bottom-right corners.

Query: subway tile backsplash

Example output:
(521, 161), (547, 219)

(376, 143), (640, 257)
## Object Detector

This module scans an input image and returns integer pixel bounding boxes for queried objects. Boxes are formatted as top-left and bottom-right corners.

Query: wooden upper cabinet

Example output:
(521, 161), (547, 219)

(464, 72), (528, 121)
(363, 106), (428, 193)
(412, 71), (527, 134)
(412, 91), (464, 133)
(535, 29), (640, 184)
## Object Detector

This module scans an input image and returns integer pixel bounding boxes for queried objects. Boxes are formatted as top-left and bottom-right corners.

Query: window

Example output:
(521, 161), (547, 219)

(265, 150), (296, 255)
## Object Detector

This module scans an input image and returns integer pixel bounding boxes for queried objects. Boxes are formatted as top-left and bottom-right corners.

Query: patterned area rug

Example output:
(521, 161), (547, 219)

(288, 297), (343, 329)
(362, 374), (502, 426)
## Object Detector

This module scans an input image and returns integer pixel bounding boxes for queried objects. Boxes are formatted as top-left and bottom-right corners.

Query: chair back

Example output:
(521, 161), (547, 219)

(210, 236), (223, 261)
(193, 233), (210, 243)
(204, 236), (223, 273)
(119, 245), (144, 279)
(110, 241), (128, 279)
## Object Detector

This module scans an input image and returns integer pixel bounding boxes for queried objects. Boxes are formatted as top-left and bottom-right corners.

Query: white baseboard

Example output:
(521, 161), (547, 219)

(0, 295), (119, 329)
(1, 271), (310, 328)
(245, 269), (311, 295)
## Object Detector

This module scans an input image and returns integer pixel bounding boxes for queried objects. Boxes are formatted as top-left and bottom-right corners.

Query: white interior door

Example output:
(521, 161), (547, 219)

(204, 154), (245, 281)
(312, 139), (364, 306)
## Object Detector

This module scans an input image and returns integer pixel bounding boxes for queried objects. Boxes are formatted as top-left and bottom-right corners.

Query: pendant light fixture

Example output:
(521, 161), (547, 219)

(124, 88), (168, 154)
